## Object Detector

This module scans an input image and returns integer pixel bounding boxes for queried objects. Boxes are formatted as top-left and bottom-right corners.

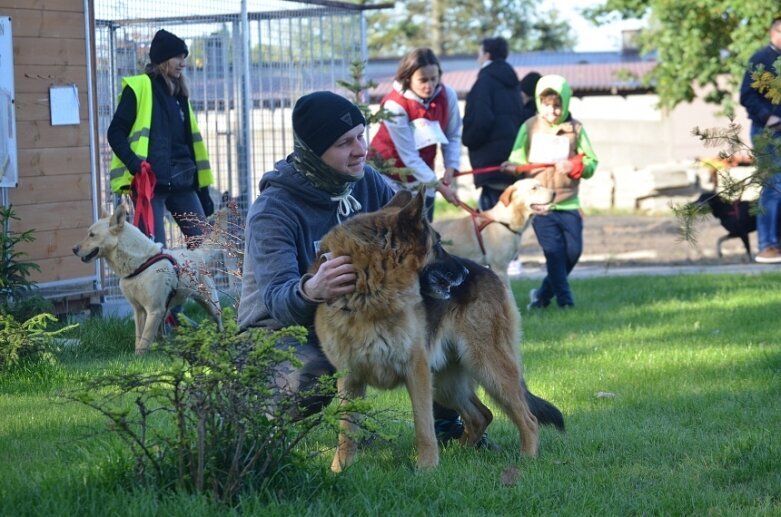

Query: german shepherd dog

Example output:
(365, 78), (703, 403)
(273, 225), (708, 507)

(314, 190), (563, 472)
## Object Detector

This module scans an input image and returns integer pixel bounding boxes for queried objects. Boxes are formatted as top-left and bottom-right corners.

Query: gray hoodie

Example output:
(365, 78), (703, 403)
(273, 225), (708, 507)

(237, 156), (394, 332)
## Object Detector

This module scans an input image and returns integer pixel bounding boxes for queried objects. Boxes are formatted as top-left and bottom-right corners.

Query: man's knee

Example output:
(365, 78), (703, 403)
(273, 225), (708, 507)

(296, 353), (336, 414)
(273, 338), (336, 418)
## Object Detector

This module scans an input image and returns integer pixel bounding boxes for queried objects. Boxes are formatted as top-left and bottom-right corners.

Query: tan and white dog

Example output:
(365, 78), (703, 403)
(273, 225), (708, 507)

(433, 178), (555, 284)
(72, 205), (223, 354)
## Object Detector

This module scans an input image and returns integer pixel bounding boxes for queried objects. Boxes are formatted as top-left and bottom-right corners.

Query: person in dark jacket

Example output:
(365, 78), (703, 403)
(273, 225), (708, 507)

(107, 29), (214, 248)
(739, 16), (781, 263)
(462, 37), (524, 211)
(519, 71), (541, 123)
(237, 92), (472, 442)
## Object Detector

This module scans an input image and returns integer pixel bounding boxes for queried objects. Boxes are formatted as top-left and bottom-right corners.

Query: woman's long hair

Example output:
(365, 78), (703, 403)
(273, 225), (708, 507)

(144, 61), (189, 97)
(394, 47), (442, 92)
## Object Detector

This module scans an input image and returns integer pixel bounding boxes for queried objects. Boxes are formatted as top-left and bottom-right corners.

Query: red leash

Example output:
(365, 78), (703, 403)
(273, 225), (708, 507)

(453, 166), (502, 177)
(457, 201), (494, 258)
(454, 162), (555, 177)
(132, 160), (156, 238)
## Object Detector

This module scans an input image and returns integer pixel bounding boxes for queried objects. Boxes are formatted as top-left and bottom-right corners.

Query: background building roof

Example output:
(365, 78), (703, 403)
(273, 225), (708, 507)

(366, 50), (657, 101)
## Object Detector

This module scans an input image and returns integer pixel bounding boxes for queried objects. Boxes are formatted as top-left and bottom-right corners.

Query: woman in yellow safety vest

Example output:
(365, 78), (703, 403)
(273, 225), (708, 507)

(107, 29), (214, 248)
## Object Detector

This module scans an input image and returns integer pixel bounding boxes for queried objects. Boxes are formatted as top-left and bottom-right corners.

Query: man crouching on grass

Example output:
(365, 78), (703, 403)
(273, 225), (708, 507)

(236, 91), (467, 439)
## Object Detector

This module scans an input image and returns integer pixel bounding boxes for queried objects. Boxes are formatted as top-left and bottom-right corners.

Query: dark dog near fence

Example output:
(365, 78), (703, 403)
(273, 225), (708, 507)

(695, 192), (756, 259)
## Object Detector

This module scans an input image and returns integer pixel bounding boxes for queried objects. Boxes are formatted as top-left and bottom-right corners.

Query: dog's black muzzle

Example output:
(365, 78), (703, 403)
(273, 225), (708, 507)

(420, 242), (469, 300)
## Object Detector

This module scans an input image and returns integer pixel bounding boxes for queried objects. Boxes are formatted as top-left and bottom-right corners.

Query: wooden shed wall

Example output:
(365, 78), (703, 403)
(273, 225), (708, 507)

(1, 0), (95, 285)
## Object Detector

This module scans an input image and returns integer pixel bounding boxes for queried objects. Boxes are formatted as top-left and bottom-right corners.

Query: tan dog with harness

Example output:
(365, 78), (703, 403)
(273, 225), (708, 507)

(432, 178), (555, 284)
(72, 204), (223, 353)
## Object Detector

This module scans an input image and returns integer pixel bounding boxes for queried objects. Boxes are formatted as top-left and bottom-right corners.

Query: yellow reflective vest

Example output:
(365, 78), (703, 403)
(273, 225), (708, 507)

(109, 74), (213, 193)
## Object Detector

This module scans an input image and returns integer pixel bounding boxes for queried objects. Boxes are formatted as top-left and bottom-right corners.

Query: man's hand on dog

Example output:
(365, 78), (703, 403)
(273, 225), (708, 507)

(304, 255), (357, 302)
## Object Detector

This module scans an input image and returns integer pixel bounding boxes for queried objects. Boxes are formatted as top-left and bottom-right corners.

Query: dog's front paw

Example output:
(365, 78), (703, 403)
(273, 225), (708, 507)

(415, 446), (439, 470)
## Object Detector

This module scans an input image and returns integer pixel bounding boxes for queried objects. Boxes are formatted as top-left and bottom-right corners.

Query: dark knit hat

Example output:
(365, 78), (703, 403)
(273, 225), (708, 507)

(149, 29), (188, 65)
(292, 91), (366, 156)
(520, 71), (542, 97)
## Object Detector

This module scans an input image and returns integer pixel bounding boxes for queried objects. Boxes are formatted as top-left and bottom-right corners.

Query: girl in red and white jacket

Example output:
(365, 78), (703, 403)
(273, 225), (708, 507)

(370, 48), (461, 220)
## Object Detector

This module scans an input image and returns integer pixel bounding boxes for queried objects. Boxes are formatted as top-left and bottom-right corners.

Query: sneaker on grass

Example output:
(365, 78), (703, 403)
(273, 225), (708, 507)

(507, 259), (523, 277)
(435, 416), (500, 450)
(755, 246), (781, 264)
(527, 288), (546, 310)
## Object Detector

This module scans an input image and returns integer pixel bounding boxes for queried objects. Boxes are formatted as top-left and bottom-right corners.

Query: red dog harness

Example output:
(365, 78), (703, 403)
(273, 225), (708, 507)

(125, 253), (180, 308)
(456, 202), (522, 263)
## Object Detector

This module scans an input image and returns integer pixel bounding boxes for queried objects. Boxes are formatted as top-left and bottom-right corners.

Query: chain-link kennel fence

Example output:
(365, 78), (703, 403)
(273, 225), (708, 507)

(92, 0), (370, 301)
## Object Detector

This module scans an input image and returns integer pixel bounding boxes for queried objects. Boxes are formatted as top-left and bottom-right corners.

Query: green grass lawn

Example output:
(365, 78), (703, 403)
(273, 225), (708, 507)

(1, 272), (779, 516)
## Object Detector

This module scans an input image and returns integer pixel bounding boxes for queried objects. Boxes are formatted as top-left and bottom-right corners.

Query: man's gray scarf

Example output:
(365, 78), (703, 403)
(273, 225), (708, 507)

(292, 132), (364, 220)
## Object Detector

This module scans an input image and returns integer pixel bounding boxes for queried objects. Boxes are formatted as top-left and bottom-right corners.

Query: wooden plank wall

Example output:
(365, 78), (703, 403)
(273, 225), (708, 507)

(1, 0), (95, 284)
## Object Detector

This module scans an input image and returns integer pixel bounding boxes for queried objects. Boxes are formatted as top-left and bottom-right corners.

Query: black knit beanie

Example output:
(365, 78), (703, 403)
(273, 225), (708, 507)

(520, 71), (542, 97)
(292, 91), (366, 156)
(149, 29), (188, 64)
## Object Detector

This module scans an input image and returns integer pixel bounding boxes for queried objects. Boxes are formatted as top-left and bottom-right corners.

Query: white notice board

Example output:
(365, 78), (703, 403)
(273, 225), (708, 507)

(0, 17), (17, 188)
(50, 84), (80, 126)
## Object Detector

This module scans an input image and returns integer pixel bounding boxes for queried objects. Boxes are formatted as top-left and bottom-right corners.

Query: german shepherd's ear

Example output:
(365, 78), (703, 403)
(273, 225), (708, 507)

(397, 189), (426, 226)
(109, 204), (127, 232)
(385, 189), (413, 208)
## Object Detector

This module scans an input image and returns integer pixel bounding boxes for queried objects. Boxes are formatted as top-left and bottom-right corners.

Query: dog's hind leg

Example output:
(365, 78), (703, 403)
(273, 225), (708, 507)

(331, 377), (366, 473)
(490, 377), (540, 457)
(434, 366), (493, 447)
(405, 346), (439, 470)
(470, 353), (539, 457)
(739, 233), (752, 260)
(716, 235), (730, 258)
(458, 394), (493, 447)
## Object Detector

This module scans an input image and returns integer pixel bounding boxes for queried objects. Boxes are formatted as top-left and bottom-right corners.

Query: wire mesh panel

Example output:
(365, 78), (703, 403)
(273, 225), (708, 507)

(92, 0), (364, 299)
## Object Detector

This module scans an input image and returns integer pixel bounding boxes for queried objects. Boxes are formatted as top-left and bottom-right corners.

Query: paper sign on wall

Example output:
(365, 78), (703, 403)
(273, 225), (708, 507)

(50, 84), (80, 126)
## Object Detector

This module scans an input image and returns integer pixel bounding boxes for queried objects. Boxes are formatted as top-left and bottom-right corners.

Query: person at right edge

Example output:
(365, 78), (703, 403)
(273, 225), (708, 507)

(502, 74), (598, 309)
(462, 37), (524, 211)
(739, 15), (781, 264)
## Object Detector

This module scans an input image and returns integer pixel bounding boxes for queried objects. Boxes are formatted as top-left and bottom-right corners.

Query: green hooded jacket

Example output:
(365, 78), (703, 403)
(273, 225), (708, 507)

(507, 74), (598, 210)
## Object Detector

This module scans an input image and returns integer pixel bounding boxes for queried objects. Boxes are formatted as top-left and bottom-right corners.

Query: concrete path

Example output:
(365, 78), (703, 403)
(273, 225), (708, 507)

(512, 260), (780, 280)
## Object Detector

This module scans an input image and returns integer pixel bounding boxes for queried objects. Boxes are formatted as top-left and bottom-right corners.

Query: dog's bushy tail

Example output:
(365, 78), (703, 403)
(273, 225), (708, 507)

(523, 379), (565, 431)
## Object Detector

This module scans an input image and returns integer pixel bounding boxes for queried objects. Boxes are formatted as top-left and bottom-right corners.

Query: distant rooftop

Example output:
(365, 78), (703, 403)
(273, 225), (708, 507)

(506, 50), (655, 66)
(366, 50), (657, 101)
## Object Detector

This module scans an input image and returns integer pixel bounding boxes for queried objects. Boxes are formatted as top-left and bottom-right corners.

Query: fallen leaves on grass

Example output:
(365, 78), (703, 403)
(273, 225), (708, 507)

(500, 466), (522, 486)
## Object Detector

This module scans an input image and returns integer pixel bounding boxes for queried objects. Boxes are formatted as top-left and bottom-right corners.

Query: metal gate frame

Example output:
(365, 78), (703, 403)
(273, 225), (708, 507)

(88, 0), (380, 300)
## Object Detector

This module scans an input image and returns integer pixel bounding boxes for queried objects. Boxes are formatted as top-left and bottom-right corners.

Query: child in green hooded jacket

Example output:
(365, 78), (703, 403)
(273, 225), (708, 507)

(501, 74), (598, 308)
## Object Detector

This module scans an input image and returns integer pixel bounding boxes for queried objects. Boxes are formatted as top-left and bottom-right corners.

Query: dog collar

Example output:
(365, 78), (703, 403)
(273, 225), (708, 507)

(457, 202), (522, 260)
